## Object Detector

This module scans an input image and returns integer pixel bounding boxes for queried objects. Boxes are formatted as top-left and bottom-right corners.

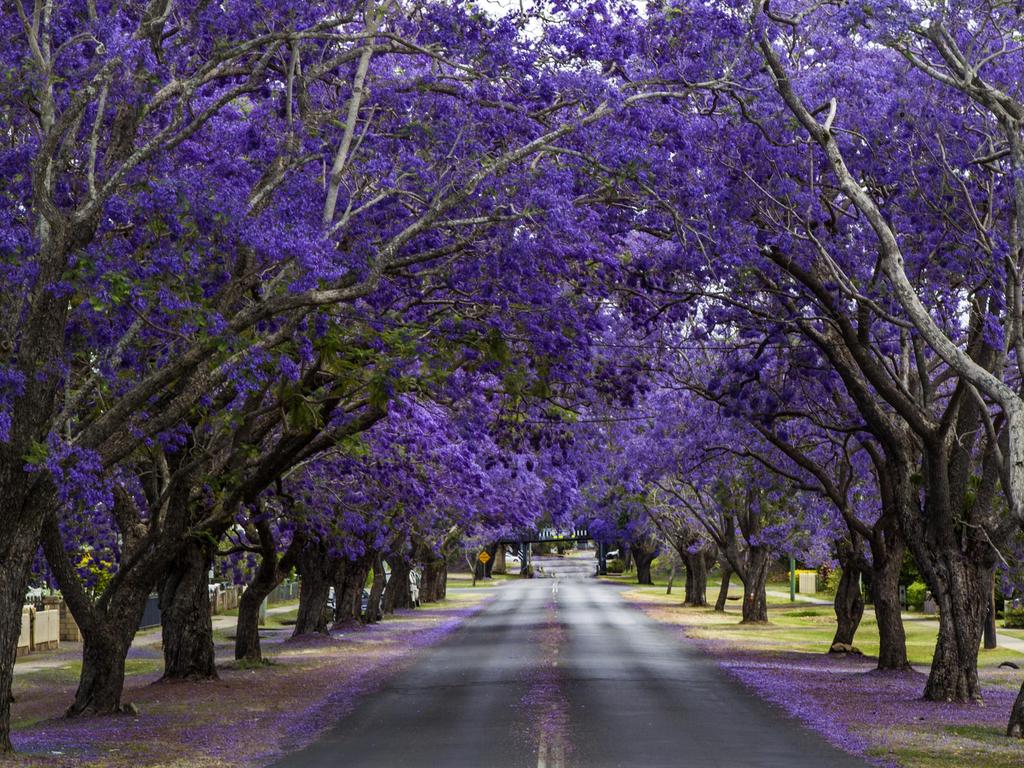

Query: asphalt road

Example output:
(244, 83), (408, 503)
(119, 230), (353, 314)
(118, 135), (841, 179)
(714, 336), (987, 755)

(272, 568), (873, 768)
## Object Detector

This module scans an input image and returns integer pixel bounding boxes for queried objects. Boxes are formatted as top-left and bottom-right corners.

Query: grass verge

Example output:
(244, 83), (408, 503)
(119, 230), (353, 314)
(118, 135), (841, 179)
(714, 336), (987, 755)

(615, 582), (1024, 768)
(7, 590), (491, 767)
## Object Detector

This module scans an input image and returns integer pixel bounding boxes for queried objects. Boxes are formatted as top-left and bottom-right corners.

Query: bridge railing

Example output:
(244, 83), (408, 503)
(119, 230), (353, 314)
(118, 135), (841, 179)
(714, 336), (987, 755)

(499, 528), (590, 544)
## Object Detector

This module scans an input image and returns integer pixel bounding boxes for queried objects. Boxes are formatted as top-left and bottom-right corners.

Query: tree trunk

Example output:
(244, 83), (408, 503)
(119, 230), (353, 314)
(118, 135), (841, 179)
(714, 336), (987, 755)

(893, 443), (992, 702)
(62, 571), (155, 717)
(382, 559), (412, 613)
(985, 601), (998, 650)
(870, 535), (910, 671)
(235, 527), (304, 662)
(632, 538), (658, 586)
(159, 538), (217, 680)
(740, 548), (770, 624)
(831, 565), (864, 648)
(294, 546), (332, 636)
(492, 545), (506, 575)
(868, 569), (909, 671)
(235, 582), (269, 663)
(715, 563), (732, 612)
(0, 222), (78, 750)
(434, 561), (448, 600)
(684, 551), (708, 607)
(335, 557), (368, 623)
(1007, 683), (1024, 737)
(363, 556), (387, 625)
(0, 520), (41, 752)
(923, 557), (987, 701)
(67, 625), (137, 716)
(635, 556), (654, 585)
(830, 536), (865, 648)
(421, 557), (446, 603)
(983, 568), (997, 650)
(39, 511), (155, 718)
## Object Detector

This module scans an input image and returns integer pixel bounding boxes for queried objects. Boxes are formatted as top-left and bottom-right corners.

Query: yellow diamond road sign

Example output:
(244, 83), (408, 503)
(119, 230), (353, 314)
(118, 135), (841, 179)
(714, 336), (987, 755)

(478, 551), (491, 564)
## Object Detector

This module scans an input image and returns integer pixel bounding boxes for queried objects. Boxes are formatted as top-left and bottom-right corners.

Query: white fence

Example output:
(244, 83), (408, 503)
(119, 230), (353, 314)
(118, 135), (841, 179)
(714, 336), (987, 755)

(17, 606), (61, 656)
(17, 608), (30, 654)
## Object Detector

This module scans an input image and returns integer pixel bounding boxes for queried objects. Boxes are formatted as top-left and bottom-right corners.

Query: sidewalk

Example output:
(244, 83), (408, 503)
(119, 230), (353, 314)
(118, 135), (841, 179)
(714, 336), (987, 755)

(766, 589), (830, 606)
(13, 602), (298, 676)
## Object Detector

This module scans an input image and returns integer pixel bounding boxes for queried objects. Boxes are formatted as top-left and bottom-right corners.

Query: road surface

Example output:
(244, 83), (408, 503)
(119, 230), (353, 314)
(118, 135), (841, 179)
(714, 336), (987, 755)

(272, 569), (873, 768)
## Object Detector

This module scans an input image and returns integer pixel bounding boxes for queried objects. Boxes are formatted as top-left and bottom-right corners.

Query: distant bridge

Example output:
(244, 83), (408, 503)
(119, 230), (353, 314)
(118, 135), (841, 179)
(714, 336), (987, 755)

(495, 528), (610, 576)
(497, 527), (591, 544)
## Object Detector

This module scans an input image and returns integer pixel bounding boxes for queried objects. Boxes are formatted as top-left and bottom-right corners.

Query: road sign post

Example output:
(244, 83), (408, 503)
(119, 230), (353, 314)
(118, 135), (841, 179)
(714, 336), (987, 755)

(474, 550), (488, 582)
(789, 557), (796, 602)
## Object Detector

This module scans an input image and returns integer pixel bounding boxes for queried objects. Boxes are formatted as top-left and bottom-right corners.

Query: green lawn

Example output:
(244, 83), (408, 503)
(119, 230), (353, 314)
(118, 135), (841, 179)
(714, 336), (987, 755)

(217, 598), (300, 618)
(871, 725), (1024, 768)
(620, 583), (1024, 667)
(618, 581), (1024, 768)
(446, 572), (518, 588)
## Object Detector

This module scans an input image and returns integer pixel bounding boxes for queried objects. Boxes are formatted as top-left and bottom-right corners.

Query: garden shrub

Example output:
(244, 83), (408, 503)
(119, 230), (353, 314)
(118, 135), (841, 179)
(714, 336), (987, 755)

(1004, 608), (1024, 629)
(824, 568), (842, 596)
(651, 555), (676, 582)
(906, 580), (927, 611)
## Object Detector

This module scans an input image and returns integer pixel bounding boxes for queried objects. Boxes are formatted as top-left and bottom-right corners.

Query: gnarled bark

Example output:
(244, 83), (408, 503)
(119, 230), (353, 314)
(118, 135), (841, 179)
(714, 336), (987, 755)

(420, 556), (447, 603)
(421, 558), (448, 602)
(363, 555), (387, 624)
(382, 558), (413, 613)
(235, 585), (267, 663)
(831, 566), (864, 648)
(830, 535), (865, 648)
(159, 538), (216, 680)
(905, 442), (993, 701)
(40, 504), (157, 717)
(1008, 685), (1024, 737)
(631, 537), (658, 586)
(294, 544), (333, 636)
(0, 513), (45, 751)
(235, 525), (304, 662)
(684, 550), (708, 607)
(334, 555), (370, 624)
(922, 553), (988, 701)
(739, 547), (770, 624)
(67, 624), (138, 716)
(869, 528), (910, 671)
